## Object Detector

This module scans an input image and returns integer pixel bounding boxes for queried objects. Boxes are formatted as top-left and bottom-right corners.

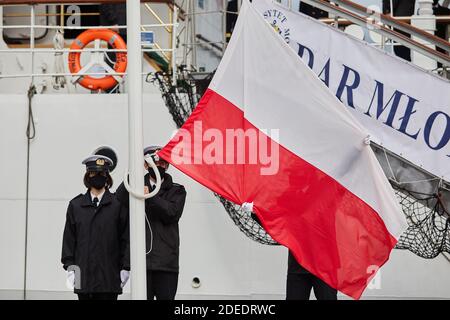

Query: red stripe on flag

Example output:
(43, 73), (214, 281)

(159, 89), (398, 299)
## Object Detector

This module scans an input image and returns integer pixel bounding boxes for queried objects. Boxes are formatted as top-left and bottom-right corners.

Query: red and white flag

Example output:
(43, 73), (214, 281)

(159, 0), (407, 299)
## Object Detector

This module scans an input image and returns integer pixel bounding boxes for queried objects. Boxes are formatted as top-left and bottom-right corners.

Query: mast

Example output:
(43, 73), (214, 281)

(126, 0), (147, 300)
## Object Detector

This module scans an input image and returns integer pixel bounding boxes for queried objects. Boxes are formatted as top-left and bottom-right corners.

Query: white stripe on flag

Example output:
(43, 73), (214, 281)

(210, 0), (407, 239)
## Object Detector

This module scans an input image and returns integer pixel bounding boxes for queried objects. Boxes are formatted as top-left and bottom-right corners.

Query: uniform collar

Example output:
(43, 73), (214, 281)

(145, 173), (173, 190)
(90, 189), (105, 204)
(81, 189), (113, 207)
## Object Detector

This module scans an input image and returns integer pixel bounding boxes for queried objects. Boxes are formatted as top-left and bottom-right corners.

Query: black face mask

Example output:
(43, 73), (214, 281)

(89, 174), (107, 189)
(148, 166), (166, 180)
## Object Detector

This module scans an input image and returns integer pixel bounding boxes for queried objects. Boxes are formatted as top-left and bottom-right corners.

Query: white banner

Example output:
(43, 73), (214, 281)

(253, 0), (450, 181)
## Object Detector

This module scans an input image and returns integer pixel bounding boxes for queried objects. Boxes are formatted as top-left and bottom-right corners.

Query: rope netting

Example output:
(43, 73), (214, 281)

(151, 71), (450, 257)
(393, 185), (449, 258)
(147, 69), (199, 129)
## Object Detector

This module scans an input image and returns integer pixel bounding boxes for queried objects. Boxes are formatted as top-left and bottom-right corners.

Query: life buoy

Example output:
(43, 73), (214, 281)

(68, 29), (127, 91)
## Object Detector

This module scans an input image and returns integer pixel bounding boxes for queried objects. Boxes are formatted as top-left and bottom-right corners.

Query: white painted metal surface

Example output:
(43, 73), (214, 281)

(411, 0), (438, 70)
(126, 0), (147, 300)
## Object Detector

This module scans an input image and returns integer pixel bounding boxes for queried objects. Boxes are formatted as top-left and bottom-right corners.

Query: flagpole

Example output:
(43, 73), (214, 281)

(126, 0), (147, 300)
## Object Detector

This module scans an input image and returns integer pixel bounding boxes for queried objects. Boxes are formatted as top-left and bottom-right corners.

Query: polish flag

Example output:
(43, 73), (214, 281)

(159, 0), (407, 299)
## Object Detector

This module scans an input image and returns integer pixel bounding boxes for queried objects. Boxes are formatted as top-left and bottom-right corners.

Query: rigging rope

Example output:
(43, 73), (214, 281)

(24, 84), (37, 300)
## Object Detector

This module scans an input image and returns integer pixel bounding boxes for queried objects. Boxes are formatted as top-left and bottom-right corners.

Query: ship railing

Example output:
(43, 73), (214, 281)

(283, 0), (450, 74)
(0, 1), (179, 85)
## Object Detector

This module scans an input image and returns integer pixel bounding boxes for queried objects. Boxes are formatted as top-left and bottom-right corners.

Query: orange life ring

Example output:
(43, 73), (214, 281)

(68, 29), (127, 91)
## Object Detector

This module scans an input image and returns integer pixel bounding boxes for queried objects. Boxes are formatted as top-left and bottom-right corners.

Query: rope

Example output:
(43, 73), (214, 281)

(24, 84), (36, 300)
(26, 85), (36, 140)
(394, 185), (450, 258)
(103, 50), (116, 66)
(382, 144), (398, 183)
(396, 177), (443, 186)
(52, 30), (67, 90)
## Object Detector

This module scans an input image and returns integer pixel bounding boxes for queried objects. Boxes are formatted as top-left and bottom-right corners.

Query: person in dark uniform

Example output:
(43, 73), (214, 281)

(383, 0), (416, 61)
(116, 146), (187, 300)
(299, 1), (329, 19)
(433, 0), (450, 64)
(286, 251), (337, 300)
(61, 155), (130, 300)
(226, 0), (239, 42)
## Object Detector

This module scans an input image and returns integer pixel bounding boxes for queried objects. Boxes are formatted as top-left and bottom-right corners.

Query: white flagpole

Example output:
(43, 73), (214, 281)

(126, 0), (147, 300)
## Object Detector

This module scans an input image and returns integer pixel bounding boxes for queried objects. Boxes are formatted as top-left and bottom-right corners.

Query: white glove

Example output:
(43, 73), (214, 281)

(120, 270), (130, 288)
(66, 270), (75, 289)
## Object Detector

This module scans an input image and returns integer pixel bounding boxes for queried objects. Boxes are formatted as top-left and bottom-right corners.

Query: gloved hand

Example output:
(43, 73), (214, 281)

(66, 270), (75, 289)
(120, 270), (130, 288)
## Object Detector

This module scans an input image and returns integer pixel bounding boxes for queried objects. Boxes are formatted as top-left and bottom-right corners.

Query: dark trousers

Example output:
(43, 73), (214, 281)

(393, 29), (412, 61)
(286, 273), (337, 300)
(383, 0), (416, 62)
(146, 270), (178, 300)
(77, 293), (118, 300)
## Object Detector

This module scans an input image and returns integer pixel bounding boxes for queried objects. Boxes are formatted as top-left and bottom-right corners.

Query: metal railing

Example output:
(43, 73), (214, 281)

(3, 1), (449, 83)
(1, 0), (177, 4)
(319, 15), (450, 25)
(0, 1), (179, 86)
(332, 0), (450, 53)
(299, 0), (450, 68)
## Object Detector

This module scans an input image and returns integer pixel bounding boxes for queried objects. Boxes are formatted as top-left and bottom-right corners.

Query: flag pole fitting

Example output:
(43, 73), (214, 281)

(123, 155), (162, 200)
(364, 135), (372, 145)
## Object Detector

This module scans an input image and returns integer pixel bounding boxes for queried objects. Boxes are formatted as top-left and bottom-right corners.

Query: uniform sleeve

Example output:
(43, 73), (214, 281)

(61, 202), (76, 270)
(116, 181), (130, 209)
(119, 204), (130, 271)
(146, 187), (187, 225)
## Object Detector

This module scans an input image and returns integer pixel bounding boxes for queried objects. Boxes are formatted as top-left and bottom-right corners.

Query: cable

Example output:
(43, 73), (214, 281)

(382, 144), (398, 183)
(145, 211), (153, 255)
(397, 177), (442, 186)
(103, 51), (116, 66)
(24, 84), (36, 300)
(145, 181), (156, 255)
